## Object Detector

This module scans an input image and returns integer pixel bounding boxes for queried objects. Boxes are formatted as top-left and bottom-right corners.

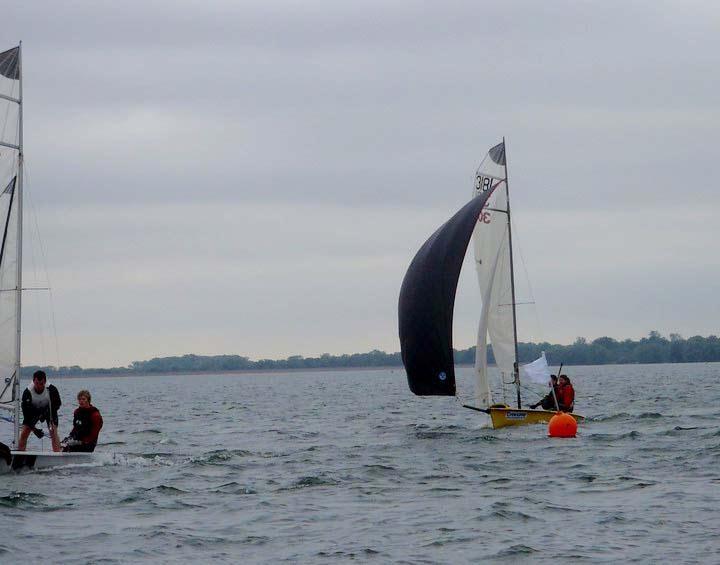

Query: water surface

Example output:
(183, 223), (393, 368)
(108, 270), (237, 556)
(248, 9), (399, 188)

(1, 363), (718, 563)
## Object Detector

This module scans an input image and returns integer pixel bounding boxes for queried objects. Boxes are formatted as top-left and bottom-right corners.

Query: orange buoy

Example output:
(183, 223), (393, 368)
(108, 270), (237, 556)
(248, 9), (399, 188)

(548, 412), (577, 438)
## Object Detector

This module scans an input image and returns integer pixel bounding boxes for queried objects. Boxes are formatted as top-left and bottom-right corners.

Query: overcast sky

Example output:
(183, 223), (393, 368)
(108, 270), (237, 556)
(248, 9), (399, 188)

(3, 1), (719, 367)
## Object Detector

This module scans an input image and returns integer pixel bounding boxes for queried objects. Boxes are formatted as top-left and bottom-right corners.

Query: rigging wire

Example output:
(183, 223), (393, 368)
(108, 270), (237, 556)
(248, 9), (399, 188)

(25, 167), (48, 366)
(510, 214), (546, 346)
(23, 161), (62, 372)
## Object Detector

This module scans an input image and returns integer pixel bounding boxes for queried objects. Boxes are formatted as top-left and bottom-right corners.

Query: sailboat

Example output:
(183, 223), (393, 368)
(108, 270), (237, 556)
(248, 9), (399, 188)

(398, 139), (584, 429)
(0, 44), (93, 471)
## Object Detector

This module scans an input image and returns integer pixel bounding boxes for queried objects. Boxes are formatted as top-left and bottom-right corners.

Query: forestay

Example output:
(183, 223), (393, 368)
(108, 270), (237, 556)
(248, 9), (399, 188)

(471, 142), (516, 408)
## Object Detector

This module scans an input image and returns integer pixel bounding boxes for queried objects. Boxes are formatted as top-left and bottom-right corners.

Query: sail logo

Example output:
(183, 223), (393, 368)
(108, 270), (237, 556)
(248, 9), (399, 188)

(438, 372), (447, 381)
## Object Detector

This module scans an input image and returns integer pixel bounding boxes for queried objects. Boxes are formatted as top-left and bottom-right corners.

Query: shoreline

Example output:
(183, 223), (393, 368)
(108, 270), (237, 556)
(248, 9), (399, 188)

(43, 359), (720, 379)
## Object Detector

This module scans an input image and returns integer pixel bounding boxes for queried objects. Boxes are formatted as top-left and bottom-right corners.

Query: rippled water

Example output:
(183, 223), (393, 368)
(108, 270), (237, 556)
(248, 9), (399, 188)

(1, 363), (719, 563)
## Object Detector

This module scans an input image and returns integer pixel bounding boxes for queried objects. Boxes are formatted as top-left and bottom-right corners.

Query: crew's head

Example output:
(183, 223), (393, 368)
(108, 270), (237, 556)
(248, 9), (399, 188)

(558, 374), (571, 386)
(32, 370), (47, 393)
(77, 389), (91, 407)
(550, 374), (558, 383)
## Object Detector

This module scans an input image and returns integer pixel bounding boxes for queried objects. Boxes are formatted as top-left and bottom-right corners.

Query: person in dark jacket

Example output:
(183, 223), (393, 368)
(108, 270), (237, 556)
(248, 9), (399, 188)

(529, 375), (559, 410)
(556, 375), (575, 412)
(0, 441), (10, 465)
(18, 370), (62, 452)
(62, 390), (103, 453)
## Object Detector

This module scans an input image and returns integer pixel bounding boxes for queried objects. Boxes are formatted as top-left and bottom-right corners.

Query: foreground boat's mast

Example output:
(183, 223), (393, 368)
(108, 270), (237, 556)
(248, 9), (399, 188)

(502, 137), (522, 409)
(13, 42), (23, 447)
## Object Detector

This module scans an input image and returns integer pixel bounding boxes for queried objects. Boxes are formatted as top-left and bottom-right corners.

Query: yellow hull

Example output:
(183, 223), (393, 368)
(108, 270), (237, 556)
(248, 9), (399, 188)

(488, 407), (585, 429)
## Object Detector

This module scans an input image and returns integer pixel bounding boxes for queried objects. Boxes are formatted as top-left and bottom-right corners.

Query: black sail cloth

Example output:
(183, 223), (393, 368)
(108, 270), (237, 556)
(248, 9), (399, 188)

(0, 47), (19, 80)
(399, 184), (498, 396)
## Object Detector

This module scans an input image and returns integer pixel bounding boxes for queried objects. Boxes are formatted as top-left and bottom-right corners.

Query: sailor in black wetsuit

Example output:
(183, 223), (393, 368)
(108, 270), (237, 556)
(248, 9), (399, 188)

(0, 441), (10, 465)
(18, 370), (62, 452)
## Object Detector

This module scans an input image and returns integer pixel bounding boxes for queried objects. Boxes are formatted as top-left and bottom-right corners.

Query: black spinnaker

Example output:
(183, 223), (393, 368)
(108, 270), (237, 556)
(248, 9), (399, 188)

(398, 185), (498, 396)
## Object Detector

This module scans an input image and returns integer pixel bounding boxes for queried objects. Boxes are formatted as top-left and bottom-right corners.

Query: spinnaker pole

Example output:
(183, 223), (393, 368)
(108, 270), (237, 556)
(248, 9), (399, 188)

(502, 137), (522, 409)
(13, 42), (23, 447)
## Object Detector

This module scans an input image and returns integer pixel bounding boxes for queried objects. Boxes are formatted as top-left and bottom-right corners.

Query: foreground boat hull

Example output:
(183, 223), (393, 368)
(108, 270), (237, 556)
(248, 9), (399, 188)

(0, 450), (95, 474)
(488, 407), (585, 429)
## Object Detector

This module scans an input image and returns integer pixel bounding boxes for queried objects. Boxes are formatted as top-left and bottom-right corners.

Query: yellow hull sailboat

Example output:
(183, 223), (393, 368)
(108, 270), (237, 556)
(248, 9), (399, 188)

(399, 140), (584, 430)
(476, 405), (584, 429)
(462, 402), (584, 429)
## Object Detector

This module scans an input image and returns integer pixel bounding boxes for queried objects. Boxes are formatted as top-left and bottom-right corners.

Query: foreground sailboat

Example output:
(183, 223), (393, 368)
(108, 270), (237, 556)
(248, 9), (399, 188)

(399, 140), (583, 429)
(0, 44), (93, 471)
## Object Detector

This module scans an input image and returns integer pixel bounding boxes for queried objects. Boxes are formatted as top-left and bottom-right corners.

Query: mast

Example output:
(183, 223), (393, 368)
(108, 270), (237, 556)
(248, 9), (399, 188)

(13, 42), (23, 446)
(502, 137), (521, 409)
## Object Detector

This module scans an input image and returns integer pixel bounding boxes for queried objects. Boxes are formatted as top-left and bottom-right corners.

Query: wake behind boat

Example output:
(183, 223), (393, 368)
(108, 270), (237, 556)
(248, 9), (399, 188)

(399, 139), (584, 429)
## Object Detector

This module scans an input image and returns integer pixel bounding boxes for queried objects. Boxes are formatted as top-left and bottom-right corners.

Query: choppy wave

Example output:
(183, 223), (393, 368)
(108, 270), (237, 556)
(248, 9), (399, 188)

(1, 364), (719, 563)
(0, 492), (47, 509)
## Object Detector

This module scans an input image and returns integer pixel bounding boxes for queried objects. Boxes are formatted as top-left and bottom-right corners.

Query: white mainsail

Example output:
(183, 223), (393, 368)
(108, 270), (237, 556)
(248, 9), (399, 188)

(0, 178), (18, 408)
(0, 46), (22, 445)
(471, 142), (517, 408)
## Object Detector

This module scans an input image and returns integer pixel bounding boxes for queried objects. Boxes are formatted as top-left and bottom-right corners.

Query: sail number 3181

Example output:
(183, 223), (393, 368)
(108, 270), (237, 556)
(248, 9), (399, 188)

(475, 175), (492, 193)
(475, 175), (493, 224)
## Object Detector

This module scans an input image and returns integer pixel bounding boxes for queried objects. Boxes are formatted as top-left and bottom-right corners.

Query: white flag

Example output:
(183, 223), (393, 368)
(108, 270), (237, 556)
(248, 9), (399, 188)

(521, 352), (551, 385)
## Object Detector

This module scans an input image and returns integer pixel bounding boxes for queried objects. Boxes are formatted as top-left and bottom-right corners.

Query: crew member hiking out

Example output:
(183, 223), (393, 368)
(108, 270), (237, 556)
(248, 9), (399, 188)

(556, 375), (575, 412)
(62, 390), (103, 453)
(18, 370), (62, 452)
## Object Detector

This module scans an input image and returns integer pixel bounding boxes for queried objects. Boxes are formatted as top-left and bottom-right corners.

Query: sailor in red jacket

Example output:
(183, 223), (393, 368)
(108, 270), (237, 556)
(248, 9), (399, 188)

(556, 375), (575, 412)
(62, 390), (103, 453)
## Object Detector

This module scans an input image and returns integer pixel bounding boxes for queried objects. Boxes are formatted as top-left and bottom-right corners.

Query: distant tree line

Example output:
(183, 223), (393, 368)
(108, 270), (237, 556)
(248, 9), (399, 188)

(24, 331), (720, 378)
(454, 331), (720, 366)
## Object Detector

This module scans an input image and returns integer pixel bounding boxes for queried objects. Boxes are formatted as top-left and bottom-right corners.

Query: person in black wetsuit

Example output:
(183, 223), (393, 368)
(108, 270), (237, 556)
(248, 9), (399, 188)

(18, 370), (62, 452)
(62, 389), (103, 453)
(529, 375), (559, 410)
(0, 441), (10, 465)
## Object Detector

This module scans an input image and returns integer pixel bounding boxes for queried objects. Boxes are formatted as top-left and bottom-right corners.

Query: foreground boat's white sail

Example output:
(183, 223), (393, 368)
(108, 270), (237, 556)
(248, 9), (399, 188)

(0, 45), (22, 446)
(0, 177), (19, 409)
(471, 141), (518, 408)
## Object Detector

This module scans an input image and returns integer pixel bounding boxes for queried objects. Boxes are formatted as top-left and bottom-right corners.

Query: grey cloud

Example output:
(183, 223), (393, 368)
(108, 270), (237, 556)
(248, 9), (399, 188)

(4, 1), (720, 365)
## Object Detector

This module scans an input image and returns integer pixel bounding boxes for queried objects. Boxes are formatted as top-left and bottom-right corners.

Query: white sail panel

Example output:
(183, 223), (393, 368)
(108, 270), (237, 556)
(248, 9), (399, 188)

(0, 46), (20, 411)
(471, 142), (516, 407)
(0, 177), (17, 407)
(521, 352), (551, 384)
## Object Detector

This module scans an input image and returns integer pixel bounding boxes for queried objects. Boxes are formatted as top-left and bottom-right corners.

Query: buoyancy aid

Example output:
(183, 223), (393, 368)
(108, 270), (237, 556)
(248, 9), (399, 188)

(26, 385), (50, 413)
(557, 384), (575, 411)
(70, 405), (103, 445)
(21, 384), (61, 421)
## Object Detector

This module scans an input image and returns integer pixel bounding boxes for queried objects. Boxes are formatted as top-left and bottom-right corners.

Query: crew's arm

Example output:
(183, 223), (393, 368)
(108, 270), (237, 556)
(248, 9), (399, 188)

(49, 384), (61, 413)
(83, 412), (103, 445)
(20, 388), (32, 421)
